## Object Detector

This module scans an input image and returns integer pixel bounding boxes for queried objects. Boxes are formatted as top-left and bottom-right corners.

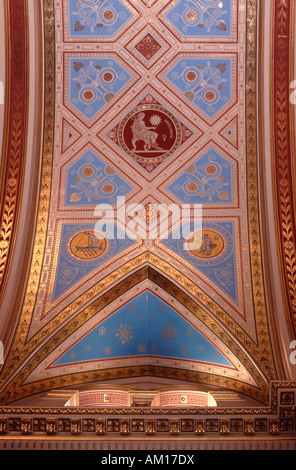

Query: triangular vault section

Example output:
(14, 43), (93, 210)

(53, 291), (232, 367)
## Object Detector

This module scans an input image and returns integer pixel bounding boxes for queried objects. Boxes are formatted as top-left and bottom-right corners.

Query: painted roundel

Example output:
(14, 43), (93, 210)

(68, 230), (108, 261)
(186, 229), (226, 260)
(99, 6), (118, 25)
(180, 223), (234, 267)
(118, 105), (181, 163)
(184, 8), (200, 25)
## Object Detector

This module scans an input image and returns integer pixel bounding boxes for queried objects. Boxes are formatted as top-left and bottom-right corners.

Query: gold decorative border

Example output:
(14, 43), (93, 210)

(0, 1), (44, 357)
(270, 0), (296, 338)
(256, 0), (287, 379)
(0, 0), (55, 389)
(0, 0), (29, 302)
(290, 0), (296, 226)
(245, 0), (278, 380)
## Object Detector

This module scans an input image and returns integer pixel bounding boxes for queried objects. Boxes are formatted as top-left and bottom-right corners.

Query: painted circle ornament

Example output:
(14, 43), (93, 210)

(118, 105), (182, 163)
(69, 230), (107, 261)
(169, 223), (235, 281)
(186, 229), (226, 260)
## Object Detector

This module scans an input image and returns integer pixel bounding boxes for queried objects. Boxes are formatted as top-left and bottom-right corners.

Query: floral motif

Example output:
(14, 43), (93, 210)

(104, 346), (112, 356)
(149, 344), (158, 354)
(98, 326), (106, 336)
(134, 33), (162, 61)
(161, 324), (177, 343)
(168, 148), (232, 204)
(69, 350), (77, 360)
(183, 0), (227, 31)
(138, 344), (147, 353)
(115, 324), (134, 344)
(69, 0), (133, 37)
(169, 60), (228, 115)
(73, 60), (114, 109)
(207, 263), (234, 294)
(66, 150), (132, 206)
(166, 0), (231, 38)
(69, 58), (131, 119)
(70, 192), (81, 203)
(0, 240), (9, 250)
(7, 178), (17, 188)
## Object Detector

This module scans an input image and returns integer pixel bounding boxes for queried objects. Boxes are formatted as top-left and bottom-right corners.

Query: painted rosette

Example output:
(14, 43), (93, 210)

(78, 86), (98, 106)
(201, 86), (221, 106)
(182, 8), (202, 26)
(183, 179), (204, 196)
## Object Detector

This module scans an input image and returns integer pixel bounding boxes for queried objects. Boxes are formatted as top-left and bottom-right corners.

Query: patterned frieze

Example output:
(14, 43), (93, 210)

(159, 390), (210, 407)
(0, 413), (294, 439)
(79, 390), (130, 407)
(0, 382), (294, 440)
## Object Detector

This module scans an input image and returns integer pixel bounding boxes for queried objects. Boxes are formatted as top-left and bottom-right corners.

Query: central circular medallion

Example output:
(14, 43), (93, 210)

(118, 105), (181, 163)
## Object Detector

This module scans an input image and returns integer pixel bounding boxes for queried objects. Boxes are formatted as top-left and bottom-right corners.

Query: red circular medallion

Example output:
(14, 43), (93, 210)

(119, 105), (181, 163)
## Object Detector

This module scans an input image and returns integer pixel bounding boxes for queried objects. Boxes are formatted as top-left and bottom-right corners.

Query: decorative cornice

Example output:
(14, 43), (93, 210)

(0, 382), (293, 415)
(0, 382), (295, 446)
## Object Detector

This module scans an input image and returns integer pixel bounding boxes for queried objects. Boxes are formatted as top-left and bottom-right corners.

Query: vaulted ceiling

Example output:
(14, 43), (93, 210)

(0, 0), (295, 407)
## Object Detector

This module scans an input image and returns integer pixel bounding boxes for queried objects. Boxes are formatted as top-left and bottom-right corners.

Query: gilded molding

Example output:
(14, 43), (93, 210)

(290, 0), (296, 224)
(256, 0), (287, 379)
(245, 0), (278, 379)
(0, 0), (55, 385)
(271, 0), (296, 337)
(0, 0), (28, 302)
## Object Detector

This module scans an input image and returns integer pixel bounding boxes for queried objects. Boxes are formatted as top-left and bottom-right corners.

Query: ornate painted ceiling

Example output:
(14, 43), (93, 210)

(0, 0), (295, 408)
